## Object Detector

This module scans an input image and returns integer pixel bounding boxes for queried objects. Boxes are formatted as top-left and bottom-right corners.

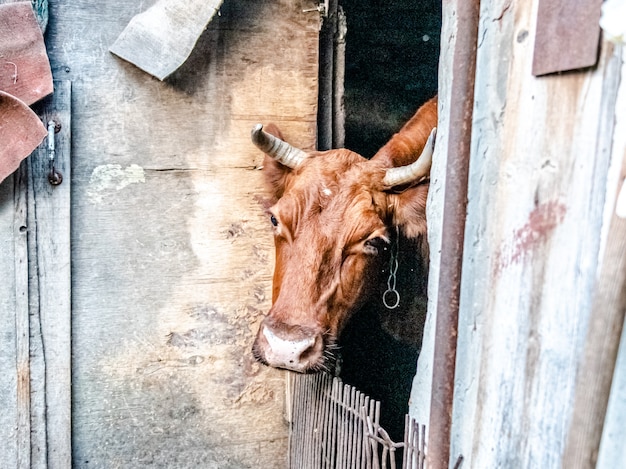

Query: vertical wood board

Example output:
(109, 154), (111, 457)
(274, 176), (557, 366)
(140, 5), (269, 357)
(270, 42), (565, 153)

(408, 0), (456, 430)
(15, 164), (30, 469)
(29, 81), (72, 469)
(0, 166), (20, 468)
(564, 146), (626, 467)
(0, 81), (72, 469)
(597, 323), (626, 468)
(448, 0), (624, 467)
(579, 46), (626, 469)
(45, 0), (320, 467)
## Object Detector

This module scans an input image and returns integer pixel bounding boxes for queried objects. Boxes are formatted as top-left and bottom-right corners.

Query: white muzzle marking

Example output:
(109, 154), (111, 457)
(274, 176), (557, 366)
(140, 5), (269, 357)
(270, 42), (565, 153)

(262, 326), (316, 371)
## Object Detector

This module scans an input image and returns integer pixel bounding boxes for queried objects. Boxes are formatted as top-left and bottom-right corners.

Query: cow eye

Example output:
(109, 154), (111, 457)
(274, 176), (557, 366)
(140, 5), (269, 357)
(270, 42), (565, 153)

(364, 237), (389, 255)
(269, 214), (279, 227)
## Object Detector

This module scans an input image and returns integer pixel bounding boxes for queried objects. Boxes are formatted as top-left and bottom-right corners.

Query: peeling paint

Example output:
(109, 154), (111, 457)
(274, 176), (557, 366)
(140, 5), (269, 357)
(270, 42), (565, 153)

(494, 200), (567, 275)
(87, 164), (145, 204)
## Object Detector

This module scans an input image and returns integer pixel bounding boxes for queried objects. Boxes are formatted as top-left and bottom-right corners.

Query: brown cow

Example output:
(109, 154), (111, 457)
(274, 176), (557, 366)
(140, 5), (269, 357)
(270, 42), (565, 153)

(251, 97), (437, 373)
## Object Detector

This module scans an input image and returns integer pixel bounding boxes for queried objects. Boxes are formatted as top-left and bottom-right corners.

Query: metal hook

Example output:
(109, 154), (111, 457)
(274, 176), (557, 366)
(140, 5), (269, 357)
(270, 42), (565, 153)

(47, 120), (63, 185)
(302, 0), (329, 16)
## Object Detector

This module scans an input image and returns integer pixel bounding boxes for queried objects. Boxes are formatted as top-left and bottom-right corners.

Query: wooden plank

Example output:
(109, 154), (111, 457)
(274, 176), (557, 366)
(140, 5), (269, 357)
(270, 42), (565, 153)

(597, 325), (626, 468)
(564, 161), (626, 466)
(14, 163), (30, 469)
(28, 80), (72, 469)
(317, 0), (338, 150)
(0, 162), (22, 468)
(46, 0), (320, 466)
(447, 0), (624, 467)
(595, 50), (626, 469)
(408, 0), (456, 434)
(532, 0), (603, 76)
(563, 47), (626, 468)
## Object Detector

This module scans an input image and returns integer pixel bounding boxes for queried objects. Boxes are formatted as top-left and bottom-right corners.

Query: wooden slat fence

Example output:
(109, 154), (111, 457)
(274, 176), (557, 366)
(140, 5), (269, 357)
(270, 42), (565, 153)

(289, 372), (426, 469)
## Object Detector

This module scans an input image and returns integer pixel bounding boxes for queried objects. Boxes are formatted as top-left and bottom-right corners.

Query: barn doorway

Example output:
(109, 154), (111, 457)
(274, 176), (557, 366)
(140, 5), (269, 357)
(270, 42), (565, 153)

(318, 0), (441, 444)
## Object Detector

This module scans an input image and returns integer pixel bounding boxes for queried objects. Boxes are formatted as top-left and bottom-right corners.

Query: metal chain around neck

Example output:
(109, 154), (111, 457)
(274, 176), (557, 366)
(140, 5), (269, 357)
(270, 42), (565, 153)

(383, 227), (400, 309)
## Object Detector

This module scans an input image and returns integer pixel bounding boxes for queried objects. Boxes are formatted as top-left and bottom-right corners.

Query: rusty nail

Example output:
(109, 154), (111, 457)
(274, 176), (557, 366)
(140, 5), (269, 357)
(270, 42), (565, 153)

(48, 167), (63, 186)
(54, 121), (62, 133)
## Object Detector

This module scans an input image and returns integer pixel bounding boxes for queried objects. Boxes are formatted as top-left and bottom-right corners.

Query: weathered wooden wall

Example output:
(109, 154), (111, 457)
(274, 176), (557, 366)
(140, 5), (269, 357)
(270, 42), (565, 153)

(1, 0), (320, 467)
(409, 0), (625, 467)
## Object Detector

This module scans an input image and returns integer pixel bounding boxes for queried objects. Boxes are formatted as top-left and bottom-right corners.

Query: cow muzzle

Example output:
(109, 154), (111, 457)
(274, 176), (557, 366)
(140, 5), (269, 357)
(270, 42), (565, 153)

(252, 317), (327, 373)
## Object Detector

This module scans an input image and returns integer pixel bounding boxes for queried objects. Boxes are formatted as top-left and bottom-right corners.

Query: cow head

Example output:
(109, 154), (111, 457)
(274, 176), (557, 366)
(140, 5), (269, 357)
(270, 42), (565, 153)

(251, 97), (437, 373)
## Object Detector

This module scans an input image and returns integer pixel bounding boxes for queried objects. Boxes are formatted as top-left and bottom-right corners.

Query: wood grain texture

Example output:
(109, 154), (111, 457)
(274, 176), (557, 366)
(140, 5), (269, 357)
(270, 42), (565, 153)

(43, 0), (319, 467)
(564, 156), (626, 467)
(595, 49), (626, 469)
(446, 0), (625, 467)
(597, 324), (626, 468)
(0, 82), (72, 469)
(408, 0), (456, 431)
(15, 163), (30, 469)
(564, 48), (626, 468)
(28, 81), (72, 469)
(0, 175), (18, 468)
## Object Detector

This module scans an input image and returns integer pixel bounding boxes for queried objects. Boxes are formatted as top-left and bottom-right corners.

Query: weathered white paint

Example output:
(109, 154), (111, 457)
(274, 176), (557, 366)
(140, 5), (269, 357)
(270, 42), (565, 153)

(446, 0), (625, 466)
(407, 0), (456, 428)
(597, 323), (626, 468)
(410, 1), (625, 467)
(588, 45), (626, 469)
(600, 48), (626, 236)
(600, 0), (626, 44)
(87, 164), (145, 204)
(0, 176), (18, 468)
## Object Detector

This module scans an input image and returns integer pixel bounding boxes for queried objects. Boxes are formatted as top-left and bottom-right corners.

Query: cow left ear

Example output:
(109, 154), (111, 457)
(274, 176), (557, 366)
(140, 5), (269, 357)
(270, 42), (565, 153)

(387, 183), (429, 240)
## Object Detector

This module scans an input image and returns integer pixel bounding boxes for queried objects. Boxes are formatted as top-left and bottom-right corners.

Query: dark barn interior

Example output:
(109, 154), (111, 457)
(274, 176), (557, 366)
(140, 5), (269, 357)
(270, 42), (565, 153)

(342, 0), (441, 157)
(336, 0), (441, 442)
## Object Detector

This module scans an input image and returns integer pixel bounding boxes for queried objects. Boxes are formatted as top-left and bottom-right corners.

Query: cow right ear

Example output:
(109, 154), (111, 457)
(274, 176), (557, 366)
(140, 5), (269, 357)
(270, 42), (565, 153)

(260, 123), (291, 201)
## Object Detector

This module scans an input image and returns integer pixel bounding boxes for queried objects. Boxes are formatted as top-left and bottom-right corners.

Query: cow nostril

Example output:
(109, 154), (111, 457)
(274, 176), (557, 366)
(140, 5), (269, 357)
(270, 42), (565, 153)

(297, 341), (319, 362)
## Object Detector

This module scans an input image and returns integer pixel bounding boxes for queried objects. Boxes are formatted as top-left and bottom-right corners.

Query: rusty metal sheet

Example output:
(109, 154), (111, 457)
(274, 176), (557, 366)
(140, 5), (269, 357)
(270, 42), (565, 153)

(0, 90), (47, 184)
(0, 2), (53, 104)
(533, 0), (603, 76)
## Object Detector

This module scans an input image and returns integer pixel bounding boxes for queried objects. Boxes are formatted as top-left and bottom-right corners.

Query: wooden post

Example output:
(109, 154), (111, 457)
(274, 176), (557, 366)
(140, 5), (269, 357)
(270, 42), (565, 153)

(317, 0), (340, 151)
(563, 150), (626, 468)
(28, 80), (73, 469)
(14, 148), (30, 469)
(427, 1), (480, 468)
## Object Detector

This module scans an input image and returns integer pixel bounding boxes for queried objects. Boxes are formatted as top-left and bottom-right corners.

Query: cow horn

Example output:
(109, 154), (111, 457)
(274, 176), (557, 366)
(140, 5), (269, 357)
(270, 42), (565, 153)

(251, 124), (308, 169)
(382, 127), (436, 188)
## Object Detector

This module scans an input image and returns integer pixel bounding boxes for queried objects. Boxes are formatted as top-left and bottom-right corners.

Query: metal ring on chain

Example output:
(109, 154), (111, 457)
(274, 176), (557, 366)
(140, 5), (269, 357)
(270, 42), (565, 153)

(382, 226), (401, 310)
(383, 289), (400, 309)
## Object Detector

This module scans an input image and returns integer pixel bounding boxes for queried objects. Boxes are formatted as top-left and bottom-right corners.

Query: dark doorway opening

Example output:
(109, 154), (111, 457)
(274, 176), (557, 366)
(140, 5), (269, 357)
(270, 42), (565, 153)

(333, 0), (441, 443)
(342, 0), (440, 157)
